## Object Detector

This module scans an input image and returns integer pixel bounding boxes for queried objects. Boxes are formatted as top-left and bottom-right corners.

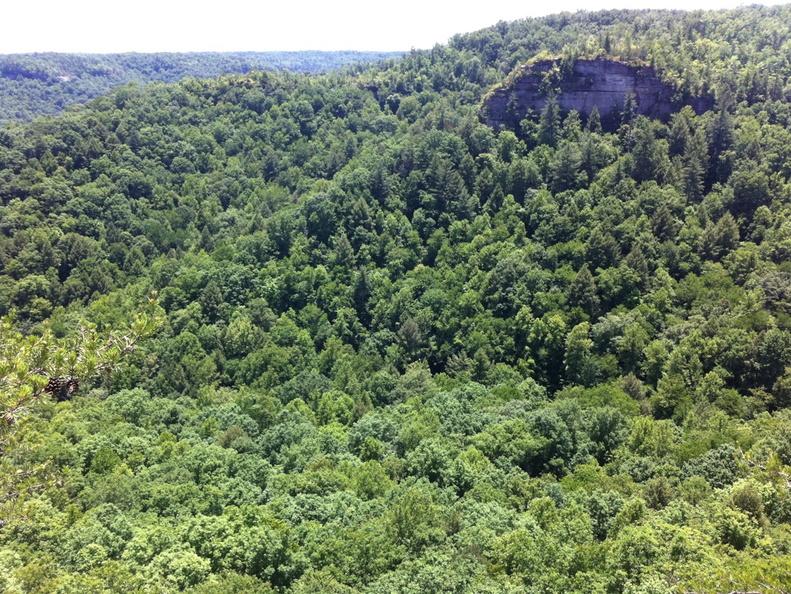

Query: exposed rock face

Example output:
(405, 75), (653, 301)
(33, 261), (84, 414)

(483, 58), (712, 129)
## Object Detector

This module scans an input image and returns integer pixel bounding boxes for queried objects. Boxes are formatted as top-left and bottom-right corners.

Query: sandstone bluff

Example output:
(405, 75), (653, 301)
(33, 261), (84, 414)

(483, 58), (713, 129)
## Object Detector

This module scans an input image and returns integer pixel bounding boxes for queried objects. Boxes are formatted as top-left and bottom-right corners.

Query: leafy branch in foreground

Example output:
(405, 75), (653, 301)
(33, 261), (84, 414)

(0, 294), (162, 444)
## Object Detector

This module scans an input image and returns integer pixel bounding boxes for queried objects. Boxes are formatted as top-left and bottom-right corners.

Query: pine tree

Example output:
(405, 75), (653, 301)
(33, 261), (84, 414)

(630, 117), (660, 184)
(200, 281), (224, 322)
(538, 95), (562, 148)
(669, 108), (692, 157)
(565, 322), (597, 386)
(682, 127), (708, 201)
(567, 265), (600, 317)
(353, 268), (373, 328)
(707, 106), (735, 187)
(551, 141), (584, 193)
(587, 105), (602, 134)
(621, 92), (637, 129)
(505, 92), (521, 130)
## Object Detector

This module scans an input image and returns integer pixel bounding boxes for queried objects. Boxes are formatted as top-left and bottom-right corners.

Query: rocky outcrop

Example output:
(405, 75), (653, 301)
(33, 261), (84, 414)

(483, 58), (712, 129)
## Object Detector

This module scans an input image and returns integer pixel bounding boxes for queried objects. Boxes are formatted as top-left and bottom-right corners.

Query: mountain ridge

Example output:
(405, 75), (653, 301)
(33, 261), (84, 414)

(0, 50), (404, 125)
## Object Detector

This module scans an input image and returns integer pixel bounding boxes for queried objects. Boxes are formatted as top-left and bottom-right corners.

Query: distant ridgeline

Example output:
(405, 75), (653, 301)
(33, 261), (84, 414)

(482, 57), (714, 130)
(0, 51), (404, 124)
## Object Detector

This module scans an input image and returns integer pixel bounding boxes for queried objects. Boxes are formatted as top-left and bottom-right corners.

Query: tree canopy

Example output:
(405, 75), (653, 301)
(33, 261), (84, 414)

(2, 6), (791, 592)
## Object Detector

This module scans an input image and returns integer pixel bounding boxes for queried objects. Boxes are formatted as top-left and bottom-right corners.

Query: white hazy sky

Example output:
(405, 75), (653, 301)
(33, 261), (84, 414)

(2, 0), (789, 54)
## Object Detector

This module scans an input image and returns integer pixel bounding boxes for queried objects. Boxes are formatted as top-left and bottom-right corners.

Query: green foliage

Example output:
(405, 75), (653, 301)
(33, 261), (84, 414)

(1, 6), (791, 592)
(0, 303), (161, 441)
(0, 51), (404, 125)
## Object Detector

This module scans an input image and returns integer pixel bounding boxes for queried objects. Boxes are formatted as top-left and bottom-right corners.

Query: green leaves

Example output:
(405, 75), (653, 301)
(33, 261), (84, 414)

(3, 6), (791, 592)
(0, 301), (162, 442)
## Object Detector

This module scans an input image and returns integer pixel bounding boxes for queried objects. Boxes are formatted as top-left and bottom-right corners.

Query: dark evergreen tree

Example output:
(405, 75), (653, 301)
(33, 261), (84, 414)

(538, 95), (562, 148)
(567, 264), (600, 317)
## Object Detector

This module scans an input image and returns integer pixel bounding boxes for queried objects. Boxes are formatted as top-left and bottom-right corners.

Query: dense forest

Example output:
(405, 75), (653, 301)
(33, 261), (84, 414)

(0, 51), (403, 125)
(2, 5), (791, 592)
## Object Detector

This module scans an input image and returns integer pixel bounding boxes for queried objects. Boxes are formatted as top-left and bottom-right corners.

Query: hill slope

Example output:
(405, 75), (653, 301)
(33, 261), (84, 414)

(0, 50), (404, 124)
(2, 6), (791, 593)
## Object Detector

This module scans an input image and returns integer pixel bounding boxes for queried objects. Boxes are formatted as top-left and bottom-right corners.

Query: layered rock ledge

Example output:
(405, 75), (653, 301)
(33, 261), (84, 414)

(483, 58), (712, 129)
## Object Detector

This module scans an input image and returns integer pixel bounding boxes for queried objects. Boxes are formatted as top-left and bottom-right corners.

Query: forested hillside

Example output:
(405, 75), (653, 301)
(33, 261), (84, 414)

(2, 6), (791, 592)
(0, 51), (403, 125)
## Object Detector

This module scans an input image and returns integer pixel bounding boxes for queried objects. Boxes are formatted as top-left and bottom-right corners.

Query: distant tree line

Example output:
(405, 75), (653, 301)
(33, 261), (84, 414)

(0, 51), (404, 124)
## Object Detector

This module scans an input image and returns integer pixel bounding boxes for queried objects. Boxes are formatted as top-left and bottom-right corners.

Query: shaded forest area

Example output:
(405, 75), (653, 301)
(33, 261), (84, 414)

(2, 6), (791, 592)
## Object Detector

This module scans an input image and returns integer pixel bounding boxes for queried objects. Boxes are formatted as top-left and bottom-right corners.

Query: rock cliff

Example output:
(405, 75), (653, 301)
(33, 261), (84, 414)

(483, 58), (712, 129)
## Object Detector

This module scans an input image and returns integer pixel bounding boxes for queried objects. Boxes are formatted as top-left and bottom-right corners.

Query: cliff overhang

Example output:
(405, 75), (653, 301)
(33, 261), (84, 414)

(482, 58), (712, 130)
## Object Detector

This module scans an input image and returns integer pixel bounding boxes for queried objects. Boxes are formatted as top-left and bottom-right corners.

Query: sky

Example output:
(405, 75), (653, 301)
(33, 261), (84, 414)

(1, 0), (789, 54)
